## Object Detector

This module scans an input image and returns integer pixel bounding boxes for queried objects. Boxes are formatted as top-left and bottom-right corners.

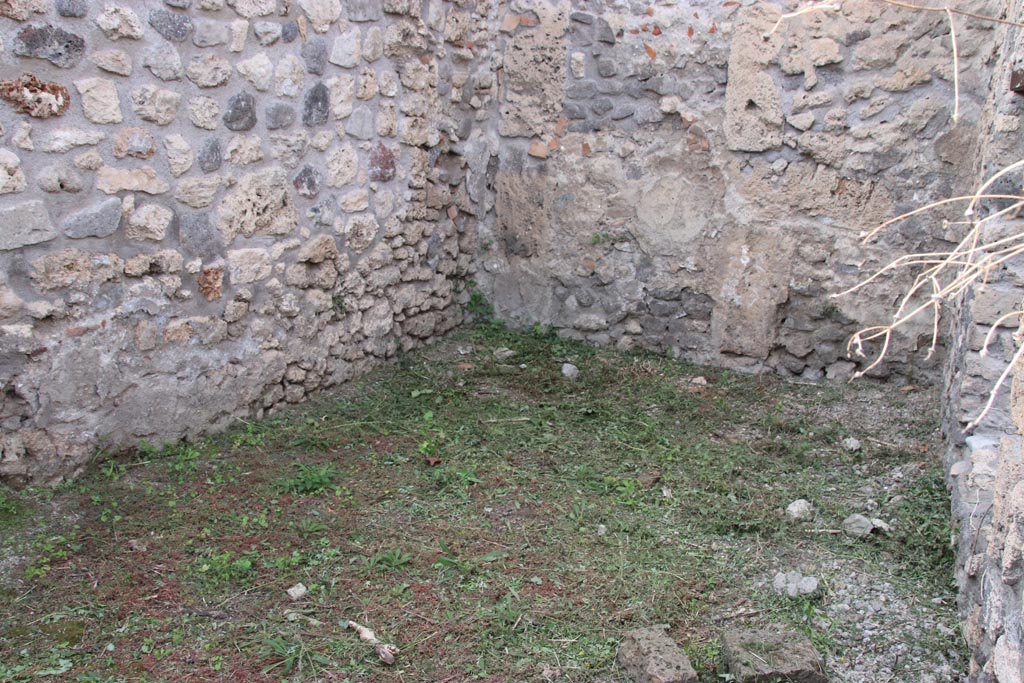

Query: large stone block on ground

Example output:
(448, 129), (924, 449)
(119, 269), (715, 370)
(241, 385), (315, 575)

(616, 626), (697, 683)
(720, 628), (826, 683)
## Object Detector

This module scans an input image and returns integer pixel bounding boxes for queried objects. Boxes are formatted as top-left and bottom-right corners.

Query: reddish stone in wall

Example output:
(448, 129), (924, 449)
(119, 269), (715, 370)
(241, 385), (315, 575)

(368, 142), (396, 182)
(198, 266), (224, 301)
(0, 73), (70, 118)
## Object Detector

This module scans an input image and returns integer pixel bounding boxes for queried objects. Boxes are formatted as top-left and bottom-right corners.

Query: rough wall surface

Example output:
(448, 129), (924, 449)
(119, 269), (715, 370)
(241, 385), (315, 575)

(943, 3), (1024, 679)
(474, 0), (999, 378)
(0, 0), (493, 483)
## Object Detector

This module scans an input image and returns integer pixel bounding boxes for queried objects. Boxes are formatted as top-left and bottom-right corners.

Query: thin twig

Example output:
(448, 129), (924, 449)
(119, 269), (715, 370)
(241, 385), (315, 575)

(875, 0), (1024, 28)
(962, 341), (1024, 433)
(945, 9), (960, 123)
(479, 417), (532, 424)
(980, 310), (1024, 357)
(762, 2), (840, 37)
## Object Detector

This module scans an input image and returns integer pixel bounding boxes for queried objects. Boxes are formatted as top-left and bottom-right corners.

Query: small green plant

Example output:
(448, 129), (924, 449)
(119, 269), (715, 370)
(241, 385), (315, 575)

(194, 550), (257, 585)
(258, 635), (332, 676)
(0, 487), (22, 519)
(25, 533), (81, 580)
(433, 540), (506, 574)
(297, 518), (326, 536)
(466, 283), (494, 320)
(365, 548), (413, 571)
(231, 423), (266, 449)
(281, 463), (339, 495)
(102, 459), (126, 481)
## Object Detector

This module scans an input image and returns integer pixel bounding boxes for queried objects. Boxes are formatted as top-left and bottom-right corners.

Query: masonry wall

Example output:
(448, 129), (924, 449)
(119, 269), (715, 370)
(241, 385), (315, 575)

(474, 0), (1000, 378)
(0, 0), (493, 483)
(943, 4), (1024, 679)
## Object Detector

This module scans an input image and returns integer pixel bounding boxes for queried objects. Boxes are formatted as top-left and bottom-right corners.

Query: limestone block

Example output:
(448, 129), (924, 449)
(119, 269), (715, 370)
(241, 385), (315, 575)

(275, 54), (305, 98)
(330, 27), (362, 68)
(30, 249), (123, 290)
(96, 166), (169, 195)
(65, 150), (98, 171)
(343, 214), (378, 252)
(175, 177), (223, 208)
(498, 0), (568, 137)
(37, 161), (83, 193)
(721, 628), (826, 683)
(131, 85), (181, 125)
(0, 200), (56, 250)
(193, 19), (230, 47)
(237, 52), (273, 91)
(328, 74), (355, 118)
(90, 49), (133, 76)
(164, 135), (194, 177)
(186, 54), (232, 88)
(63, 197), (122, 239)
(298, 235), (339, 263)
(253, 21), (281, 46)
(226, 135), (264, 165)
(189, 95), (221, 130)
(94, 7), (143, 40)
(113, 127), (156, 159)
(227, 248), (272, 283)
(218, 168), (297, 241)
(124, 250), (183, 276)
(229, 18), (248, 51)
(299, 0), (341, 32)
(126, 204), (174, 241)
(363, 26), (383, 62)
(269, 131), (309, 168)
(1, 0), (45, 20)
(326, 143), (359, 187)
(723, 6), (784, 152)
(75, 78), (123, 124)
(0, 150), (27, 194)
(144, 43), (184, 81)
(227, 0), (275, 18)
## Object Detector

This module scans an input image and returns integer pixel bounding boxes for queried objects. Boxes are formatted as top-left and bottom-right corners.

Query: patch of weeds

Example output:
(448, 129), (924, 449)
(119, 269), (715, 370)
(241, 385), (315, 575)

(466, 282), (494, 321)
(231, 422), (267, 450)
(879, 464), (956, 586)
(296, 518), (326, 536)
(685, 639), (723, 677)
(280, 462), (339, 495)
(429, 465), (480, 497)
(0, 485), (24, 526)
(192, 550), (258, 586)
(24, 531), (81, 580)
(365, 548), (413, 571)
(257, 635), (332, 677)
(433, 540), (506, 574)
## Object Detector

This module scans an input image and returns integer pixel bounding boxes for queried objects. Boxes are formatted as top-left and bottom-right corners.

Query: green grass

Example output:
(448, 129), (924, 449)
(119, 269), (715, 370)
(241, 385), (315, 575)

(0, 325), (962, 682)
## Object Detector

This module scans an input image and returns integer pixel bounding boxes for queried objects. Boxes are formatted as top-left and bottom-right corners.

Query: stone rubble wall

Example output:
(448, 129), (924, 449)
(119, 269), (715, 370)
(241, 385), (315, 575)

(943, 3), (1024, 679)
(0, 0), (497, 484)
(473, 0), (1000, 379)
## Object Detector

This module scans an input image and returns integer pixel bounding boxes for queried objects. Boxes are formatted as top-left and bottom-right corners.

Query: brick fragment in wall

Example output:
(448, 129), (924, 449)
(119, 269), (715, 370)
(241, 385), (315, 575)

(0, 74), (70, 118)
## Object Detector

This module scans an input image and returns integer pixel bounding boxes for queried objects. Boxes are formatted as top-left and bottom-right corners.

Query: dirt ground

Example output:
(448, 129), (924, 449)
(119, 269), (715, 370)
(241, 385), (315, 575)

(0, 325), (964, 682)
